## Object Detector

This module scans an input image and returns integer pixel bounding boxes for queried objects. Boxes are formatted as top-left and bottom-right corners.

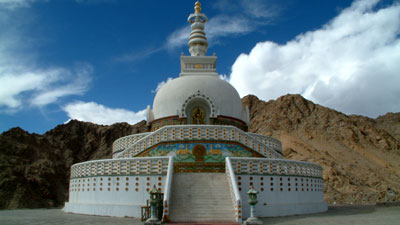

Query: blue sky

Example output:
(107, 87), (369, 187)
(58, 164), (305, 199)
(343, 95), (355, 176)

(0, 0), (399, 134)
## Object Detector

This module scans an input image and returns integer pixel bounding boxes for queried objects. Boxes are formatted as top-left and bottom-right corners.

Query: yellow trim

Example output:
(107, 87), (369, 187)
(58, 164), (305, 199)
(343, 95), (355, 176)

(194, 1), (201, 13)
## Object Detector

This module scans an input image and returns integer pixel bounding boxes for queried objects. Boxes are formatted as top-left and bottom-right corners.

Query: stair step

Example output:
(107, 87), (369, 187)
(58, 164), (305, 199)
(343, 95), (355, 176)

(169, 173), (236, 222)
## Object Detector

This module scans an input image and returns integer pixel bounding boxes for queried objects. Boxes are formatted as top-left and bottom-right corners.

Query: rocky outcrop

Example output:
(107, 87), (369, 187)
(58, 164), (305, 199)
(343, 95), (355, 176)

(0, 120), (148, 209)
(376, 112), (400, 141)
(242, 94), (400, 205)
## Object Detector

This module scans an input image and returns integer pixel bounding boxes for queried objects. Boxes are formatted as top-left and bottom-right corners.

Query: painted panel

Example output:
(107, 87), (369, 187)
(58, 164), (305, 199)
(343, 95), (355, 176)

(140, 142), (253, 162)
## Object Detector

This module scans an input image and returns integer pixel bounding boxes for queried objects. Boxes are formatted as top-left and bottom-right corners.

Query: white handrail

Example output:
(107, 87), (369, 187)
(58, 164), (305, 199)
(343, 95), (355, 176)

(226, 157), (242, 222)
(112, 132), (151, 154)
(246, 132), (282, 153)
(162, 156), (174, 222)
(115, 125), (282, 159)
(114, 125), (171, 159)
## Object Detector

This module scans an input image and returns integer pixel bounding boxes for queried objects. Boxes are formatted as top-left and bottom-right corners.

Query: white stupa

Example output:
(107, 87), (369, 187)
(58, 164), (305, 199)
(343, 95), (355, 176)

(64, 1), (327, 223)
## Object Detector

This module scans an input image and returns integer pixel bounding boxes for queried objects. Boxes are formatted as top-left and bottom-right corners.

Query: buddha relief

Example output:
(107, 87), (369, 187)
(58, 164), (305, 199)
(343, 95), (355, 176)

(191, 106), (206, 124)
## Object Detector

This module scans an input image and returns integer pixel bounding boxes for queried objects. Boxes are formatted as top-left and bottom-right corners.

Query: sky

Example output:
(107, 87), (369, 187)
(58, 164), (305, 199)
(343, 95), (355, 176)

(0, 0), (399, 134)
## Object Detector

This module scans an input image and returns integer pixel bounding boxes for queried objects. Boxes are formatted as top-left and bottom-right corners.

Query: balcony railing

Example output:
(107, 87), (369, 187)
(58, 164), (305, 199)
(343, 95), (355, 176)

(112, 132), (151, 154)
(228, 157), (323, 178)
(70, 157), (170, 179)
(115, 125), (283, 160)
(247, 132), (282, 154)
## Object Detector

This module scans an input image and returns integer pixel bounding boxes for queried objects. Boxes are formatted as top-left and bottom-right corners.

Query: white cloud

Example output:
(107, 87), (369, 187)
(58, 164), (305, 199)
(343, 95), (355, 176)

(75, 0), (115, 4)
(30, 65), (92, 107)
(0, 0), (45, 10)
(63, 101), (146, 125)
(240, 0), (281, 19)
(0, 62), (92, 111)
(206, 15), (252, 40)
(229, 0), (400, 118)
(0, 69), (57, 109)
(212, 0), (280, 19)
(166, 26), (191, 49)
(0, 2), (92, 112)
(152, 77), (173, 93)
(115, 47), (162, 63)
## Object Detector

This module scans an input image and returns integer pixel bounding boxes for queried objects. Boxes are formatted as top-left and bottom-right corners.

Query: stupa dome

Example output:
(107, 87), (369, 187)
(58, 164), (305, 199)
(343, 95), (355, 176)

(152, 74), (246, 122)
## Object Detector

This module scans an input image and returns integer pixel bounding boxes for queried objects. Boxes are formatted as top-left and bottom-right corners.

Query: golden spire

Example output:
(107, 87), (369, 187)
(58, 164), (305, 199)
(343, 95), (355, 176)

(194, 1), (201, 13)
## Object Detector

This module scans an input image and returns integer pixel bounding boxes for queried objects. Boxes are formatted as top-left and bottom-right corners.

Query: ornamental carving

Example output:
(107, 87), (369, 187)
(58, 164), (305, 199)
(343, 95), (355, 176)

(180, 90), (216, 118)
(192, 144), (207, 162)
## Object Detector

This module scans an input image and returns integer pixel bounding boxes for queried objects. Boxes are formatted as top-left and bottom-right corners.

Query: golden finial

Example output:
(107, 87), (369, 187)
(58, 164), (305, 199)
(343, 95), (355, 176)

(194, 1), (201, 13)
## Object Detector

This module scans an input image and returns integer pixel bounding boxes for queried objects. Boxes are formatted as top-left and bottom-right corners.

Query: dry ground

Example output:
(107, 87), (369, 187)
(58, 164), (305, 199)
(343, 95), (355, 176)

(0, 205), (399, 225)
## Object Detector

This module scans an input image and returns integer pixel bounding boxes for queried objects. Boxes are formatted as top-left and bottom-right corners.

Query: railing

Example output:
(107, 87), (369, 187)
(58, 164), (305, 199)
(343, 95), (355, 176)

(247, 132), (282, 153)
(70, 157), (170, 179)
(116, 125), (282, 159)
(226, 157), (243, 222)
(112, 132), (151, 155)
(162, 156), (174, 223)
(229, 157), (323, 178)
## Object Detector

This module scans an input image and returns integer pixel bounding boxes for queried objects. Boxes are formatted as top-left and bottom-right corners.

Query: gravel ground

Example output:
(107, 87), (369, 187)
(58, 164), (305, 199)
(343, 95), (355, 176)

(0, 205), (399, 225)
(261, 205), (400, 225)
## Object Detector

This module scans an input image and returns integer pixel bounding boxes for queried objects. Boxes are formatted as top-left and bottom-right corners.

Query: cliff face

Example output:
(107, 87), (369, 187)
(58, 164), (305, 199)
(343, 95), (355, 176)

(242, 94), (400, 204)
(0, 120), (148, 209)
(0, 94), (399, 209)
(376, 113), (400, 141)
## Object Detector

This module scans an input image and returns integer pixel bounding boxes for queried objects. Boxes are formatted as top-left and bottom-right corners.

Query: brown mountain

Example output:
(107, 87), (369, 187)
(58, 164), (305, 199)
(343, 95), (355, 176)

(0, 120), (148, 209)
(242, 94), (400, 204)
(0, 94), (399, 209)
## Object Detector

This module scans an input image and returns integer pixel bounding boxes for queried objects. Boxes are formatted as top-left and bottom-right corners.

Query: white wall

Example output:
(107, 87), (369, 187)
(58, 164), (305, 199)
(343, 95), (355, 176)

(65, 175), (166, 218)
(236, 174), (327, 218)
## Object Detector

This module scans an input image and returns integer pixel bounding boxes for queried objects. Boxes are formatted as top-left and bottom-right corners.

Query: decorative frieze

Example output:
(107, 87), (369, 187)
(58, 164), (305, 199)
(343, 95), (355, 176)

(184, 63), (215, 70)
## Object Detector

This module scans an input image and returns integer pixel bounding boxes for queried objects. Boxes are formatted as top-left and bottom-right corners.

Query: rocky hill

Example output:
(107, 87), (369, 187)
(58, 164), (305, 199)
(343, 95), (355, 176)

(0, 120), (148, 209)
(0, 94), (399, 209)
(242, 94), (400, 205)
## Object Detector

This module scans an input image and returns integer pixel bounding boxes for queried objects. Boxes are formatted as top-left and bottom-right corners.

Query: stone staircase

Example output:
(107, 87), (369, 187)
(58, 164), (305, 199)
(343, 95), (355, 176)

(169, 173), (236, 223)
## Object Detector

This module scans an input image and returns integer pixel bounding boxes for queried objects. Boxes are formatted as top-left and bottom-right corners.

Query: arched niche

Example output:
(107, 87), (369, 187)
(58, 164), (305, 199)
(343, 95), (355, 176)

(180, 90), (216, 125)
(185, 97), (211, 124)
